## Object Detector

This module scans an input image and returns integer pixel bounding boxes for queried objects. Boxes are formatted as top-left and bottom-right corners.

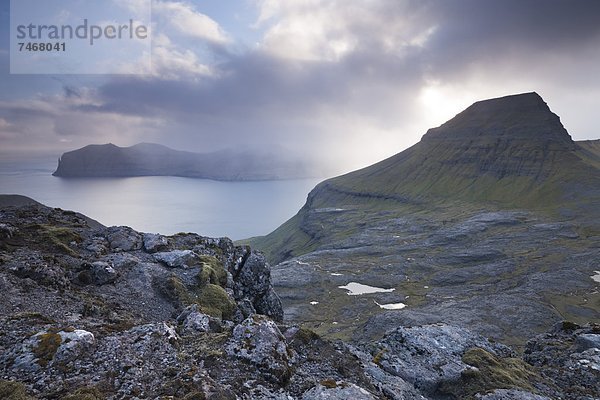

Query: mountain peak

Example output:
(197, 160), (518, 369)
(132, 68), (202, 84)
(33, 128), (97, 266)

(423, 92), (574, 146)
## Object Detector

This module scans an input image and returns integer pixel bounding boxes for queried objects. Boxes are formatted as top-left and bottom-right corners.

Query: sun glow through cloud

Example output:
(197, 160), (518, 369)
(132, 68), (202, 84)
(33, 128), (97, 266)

(0, 0), (598, 171)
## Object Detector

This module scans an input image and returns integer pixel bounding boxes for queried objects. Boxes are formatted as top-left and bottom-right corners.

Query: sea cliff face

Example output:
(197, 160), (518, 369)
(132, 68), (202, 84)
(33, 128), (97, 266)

(0, 197), (598, 399)
(53, 142), (319, 181)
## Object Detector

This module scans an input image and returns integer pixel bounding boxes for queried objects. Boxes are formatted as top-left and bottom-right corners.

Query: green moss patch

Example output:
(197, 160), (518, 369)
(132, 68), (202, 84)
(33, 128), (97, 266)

(197, 255), (228, 286)
(319, 379), (338, 389)
(25, 224), (82, 256)
(440, 347), (540, 399)
(33, 332), (62, 367)
(164, 276), (195, 306)
(61, 387), (105, 400)
(0, 381), (33, 400)
(164, 275), (236, 320)
(196, 284), (236, 319)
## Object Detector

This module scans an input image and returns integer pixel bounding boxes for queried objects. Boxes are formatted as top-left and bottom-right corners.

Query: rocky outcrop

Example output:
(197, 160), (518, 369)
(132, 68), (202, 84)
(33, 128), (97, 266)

(524, 322), (600, 400)
(226, 315), (291, 383)
(369, 324), (513, 395)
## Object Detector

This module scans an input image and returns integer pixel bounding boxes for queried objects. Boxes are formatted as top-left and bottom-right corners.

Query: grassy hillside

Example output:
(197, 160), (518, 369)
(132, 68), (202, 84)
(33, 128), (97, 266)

(249, 93), (600, 264)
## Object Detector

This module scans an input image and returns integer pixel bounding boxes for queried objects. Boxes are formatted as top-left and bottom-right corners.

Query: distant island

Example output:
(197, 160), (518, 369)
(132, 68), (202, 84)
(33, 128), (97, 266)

(53, 142), (321, 181)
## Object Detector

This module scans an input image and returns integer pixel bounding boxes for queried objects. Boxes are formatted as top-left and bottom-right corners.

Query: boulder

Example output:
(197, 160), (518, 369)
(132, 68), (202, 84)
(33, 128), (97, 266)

(90, 261), (118, 285)
(372, 324), (512, 396)
(52, 329), (96, 365)
(230, 249), (283, 322)
(4, 328), (94, 372)
(143, 233), (169, 253)
(226, 315), (290, 383)
(576, 333), (600, 352)
(302, 382), (376, 400)
(176, 305), (221, 334)
(105, 226), (142, 251)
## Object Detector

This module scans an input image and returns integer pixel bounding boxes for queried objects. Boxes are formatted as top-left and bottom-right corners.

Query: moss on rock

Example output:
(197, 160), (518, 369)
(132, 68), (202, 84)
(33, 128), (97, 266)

(182, 392), (206, 400)
(196, 284), (236, 319)
(33, 332), (62, 367)
(0, 381), (33, 400)
(61, 387), (105, 400)
(440, 347), (538, 399)
(197, 255), (227, 287)
(163, 274), (236, 319)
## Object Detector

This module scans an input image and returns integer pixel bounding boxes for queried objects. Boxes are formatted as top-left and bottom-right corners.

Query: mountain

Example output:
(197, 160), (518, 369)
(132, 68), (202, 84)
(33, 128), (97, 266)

(253, 92), (599, 262)
(1, 196), (597, 399)
(247, 92), (600, 347)
(53, 142), (320, 181)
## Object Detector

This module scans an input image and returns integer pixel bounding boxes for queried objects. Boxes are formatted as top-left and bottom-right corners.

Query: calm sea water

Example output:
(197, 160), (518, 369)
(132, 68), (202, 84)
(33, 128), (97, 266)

(0, 158), (322, 240)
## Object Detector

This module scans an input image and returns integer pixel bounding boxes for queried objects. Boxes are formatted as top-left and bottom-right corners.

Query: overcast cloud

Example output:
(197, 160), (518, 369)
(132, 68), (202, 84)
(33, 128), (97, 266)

(1, 0), (599, 172)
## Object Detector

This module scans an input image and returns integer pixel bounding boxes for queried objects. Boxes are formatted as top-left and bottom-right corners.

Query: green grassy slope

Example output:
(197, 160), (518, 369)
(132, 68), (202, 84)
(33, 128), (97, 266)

(249, 93), (599, 263)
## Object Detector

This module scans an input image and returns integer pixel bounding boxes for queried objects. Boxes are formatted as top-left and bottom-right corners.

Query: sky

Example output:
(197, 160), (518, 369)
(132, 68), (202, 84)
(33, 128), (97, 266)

(1, 0), (599, 173)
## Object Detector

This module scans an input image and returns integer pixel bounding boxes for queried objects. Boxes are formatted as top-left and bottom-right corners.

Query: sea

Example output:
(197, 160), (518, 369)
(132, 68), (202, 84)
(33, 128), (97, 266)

(0, 157), (322, 240)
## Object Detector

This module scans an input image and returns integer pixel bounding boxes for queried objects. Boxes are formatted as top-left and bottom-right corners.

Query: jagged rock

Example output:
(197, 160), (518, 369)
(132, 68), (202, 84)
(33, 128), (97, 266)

(6, 250), (70, 289)
(302, 382), (376, 399)
(105, 226), (142, 251)
(231, 249), (283, 322)
(233, 251), (271, 294)
(176, 304), (221, 334)
(476, 389), (551, 400)
(0, 203), (316, 399)
(4, 329), (94, 372)
(237, 298), (257, 319)
(256, 287), (285, 322)
(371, 324), (512, 396)
(85, 236), (108, 255)
(52, 330), (95, 366)
(101, 252), (140, 270)
(0, 223), (17, 239)
(346, 345), (426, 400)
(226, 315), (291, 383)
(576, 333), (600, 352)
(153, 250), (198, 268)
(524, 323), (600, 400)
(90, 261), (118, 285)
(143, 233), (169, 253)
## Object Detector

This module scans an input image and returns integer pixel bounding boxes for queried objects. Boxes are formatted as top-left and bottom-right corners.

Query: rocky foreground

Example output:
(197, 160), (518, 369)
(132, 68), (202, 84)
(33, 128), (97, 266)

(0, 199), (599, 399)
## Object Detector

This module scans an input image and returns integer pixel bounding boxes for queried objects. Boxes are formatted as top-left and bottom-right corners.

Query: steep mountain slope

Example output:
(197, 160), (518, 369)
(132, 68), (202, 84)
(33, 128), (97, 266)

(330, 93), (596, 207)
(53, 142), (318, 181)
(253, 92), (599, 263)
(248, 92), (600, 346)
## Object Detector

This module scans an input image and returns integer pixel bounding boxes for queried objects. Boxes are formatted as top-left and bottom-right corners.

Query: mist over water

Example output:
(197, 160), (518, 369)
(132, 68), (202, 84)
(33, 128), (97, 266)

(0, 159), (321, 240)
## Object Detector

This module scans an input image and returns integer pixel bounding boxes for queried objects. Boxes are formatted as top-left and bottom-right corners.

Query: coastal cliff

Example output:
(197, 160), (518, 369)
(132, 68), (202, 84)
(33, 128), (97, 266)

(53, 143), (318, 181)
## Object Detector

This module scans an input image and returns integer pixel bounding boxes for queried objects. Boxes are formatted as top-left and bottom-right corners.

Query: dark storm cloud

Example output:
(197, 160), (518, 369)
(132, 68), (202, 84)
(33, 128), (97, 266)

(94, 50), (422, 120)
(97, 0), (600, 111)
(419, 0), (600, 78)
(2, 0), (599, 163)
